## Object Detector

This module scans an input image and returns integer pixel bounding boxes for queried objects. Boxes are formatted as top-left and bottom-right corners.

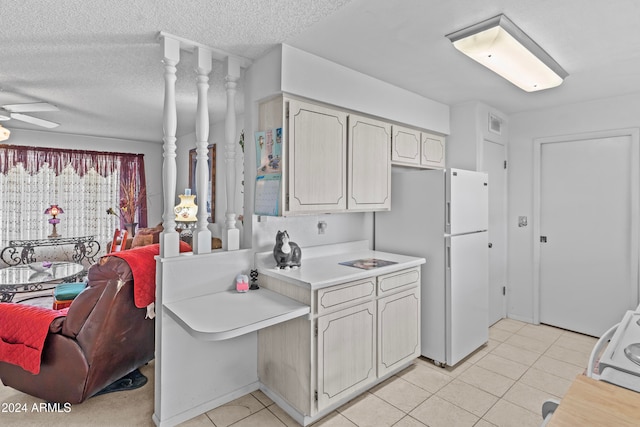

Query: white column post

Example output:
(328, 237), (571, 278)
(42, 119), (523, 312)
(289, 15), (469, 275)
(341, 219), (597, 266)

(160, 36), (181, 258)
(223, 57), (241, 251)
(193, 47), (213, 254)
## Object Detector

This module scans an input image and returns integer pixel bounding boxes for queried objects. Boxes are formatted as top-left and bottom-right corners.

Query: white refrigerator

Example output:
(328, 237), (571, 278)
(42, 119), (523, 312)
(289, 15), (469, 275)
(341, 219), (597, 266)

(375, 168), (489, 366)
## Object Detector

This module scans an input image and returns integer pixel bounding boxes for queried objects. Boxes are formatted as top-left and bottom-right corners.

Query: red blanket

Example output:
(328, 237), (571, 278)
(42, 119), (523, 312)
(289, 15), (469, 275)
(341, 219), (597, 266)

(105, 241), (191, 308)
(0, 304), (69, 374)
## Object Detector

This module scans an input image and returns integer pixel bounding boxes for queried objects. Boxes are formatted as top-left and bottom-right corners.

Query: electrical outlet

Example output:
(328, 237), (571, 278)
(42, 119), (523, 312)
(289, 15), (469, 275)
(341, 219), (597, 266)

(317, 221), (327, 235)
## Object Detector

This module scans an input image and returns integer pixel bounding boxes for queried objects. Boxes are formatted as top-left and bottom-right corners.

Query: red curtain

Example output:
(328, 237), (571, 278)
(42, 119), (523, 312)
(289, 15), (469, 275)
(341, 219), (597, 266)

(0, 145), (148, 227)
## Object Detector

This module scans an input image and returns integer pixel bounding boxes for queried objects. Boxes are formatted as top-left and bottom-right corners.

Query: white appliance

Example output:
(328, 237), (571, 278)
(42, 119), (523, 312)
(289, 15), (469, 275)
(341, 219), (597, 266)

(588, 310), (640, 392)
(375, 168), (489, 366)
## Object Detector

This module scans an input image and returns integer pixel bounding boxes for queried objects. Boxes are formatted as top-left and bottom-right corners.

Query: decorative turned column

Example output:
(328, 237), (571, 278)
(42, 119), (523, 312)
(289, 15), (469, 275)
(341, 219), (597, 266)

(223, 57), (241, 251)
(193, 47), (213, 254)
(160, 36), (181, 258)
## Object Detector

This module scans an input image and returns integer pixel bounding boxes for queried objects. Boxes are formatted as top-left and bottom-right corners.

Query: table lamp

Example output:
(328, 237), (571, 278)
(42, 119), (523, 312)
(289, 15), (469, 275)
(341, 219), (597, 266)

(174, 189), (198, 230)
(45, 204), (64, 238)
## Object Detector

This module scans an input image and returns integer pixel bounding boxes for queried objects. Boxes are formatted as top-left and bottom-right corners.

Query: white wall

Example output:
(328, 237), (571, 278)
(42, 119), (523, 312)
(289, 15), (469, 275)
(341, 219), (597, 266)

(281, 44), (450, 135)
(243, 44), (450, 252)
(448, 102), (509, 171)
(3, 128), (163, 226)
(508, 92), (640, 322)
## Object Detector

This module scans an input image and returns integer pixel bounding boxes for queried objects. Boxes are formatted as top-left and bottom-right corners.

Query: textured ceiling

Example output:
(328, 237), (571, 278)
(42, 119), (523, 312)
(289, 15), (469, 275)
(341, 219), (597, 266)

(3, 0), (640, 143)
(1, 0), (352, 142)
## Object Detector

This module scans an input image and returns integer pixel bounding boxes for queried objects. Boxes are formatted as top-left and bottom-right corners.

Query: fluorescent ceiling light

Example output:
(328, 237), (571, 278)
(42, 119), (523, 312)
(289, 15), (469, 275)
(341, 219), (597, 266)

(446, 14), (568, 92)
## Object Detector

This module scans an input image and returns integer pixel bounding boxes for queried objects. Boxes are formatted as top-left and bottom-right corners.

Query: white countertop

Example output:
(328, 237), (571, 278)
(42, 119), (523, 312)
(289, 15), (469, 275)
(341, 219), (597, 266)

(258, 249), (425, 290)
(163, 288), (310, 341)
(165, 242), (424, 341)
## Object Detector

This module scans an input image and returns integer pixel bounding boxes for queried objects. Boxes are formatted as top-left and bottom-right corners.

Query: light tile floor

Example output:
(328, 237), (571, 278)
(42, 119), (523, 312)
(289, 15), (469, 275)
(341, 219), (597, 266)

(180, 319), (597, 427)
(0, 318), (597, 427)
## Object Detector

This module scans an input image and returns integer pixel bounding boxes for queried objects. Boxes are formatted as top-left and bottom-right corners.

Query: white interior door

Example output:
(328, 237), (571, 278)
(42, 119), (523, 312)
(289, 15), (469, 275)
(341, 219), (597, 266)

(481, 140), (507, 326)
(538, 132), (639, 337)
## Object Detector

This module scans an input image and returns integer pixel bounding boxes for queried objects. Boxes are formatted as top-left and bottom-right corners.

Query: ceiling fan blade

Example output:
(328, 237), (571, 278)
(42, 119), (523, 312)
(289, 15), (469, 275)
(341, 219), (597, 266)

(10, 113), (59, 128)
(2, 102), (59, 113)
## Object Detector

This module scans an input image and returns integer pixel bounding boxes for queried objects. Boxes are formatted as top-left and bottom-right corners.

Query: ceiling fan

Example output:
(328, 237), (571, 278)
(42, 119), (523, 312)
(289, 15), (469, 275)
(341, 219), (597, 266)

(0, 102), (60, 128)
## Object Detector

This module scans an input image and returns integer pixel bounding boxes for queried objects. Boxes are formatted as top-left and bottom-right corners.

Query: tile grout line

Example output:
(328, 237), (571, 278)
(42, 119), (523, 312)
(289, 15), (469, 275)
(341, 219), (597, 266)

(464, 322), (561, 422)
(222, 320), (592, 427)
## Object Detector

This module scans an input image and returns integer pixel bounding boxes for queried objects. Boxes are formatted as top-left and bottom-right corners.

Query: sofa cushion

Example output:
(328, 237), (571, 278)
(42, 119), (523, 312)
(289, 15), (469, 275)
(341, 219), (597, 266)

(53, 282), (87, 301)
(131, 233), (154, 248)
(131, 223), (163, 248)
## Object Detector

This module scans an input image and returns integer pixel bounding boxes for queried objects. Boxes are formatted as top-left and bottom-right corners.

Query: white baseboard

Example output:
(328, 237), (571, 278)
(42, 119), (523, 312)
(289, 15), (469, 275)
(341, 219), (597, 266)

(152, 381), (259, 427)
(506, 313), (534, 324)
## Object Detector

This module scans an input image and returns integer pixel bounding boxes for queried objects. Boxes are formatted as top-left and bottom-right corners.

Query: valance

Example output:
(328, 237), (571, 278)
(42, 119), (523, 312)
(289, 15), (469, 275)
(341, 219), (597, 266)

(0, 145), (142, 179)
(0, 145), (148, 228)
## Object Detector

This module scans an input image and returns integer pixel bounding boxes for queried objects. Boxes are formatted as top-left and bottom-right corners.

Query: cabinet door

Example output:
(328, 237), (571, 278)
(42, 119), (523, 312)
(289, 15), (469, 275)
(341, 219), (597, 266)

(391, 126), (421, 166)
(288, 99), (347, 213)
(348, 115), (391, 210)
(421, 132), (446, 169)
(317, 300), (376, 411)
(378, 286), (420, 377)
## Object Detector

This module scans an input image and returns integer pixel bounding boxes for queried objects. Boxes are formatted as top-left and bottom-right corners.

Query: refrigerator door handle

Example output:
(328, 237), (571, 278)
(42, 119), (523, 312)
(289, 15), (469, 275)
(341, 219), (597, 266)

(446, 201), (451, 228)
(447, 245), (451, 269)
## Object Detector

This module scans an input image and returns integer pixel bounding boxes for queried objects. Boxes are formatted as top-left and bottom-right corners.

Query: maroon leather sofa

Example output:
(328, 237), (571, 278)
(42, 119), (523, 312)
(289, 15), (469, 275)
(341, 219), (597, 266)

(0, 255), (155, 403)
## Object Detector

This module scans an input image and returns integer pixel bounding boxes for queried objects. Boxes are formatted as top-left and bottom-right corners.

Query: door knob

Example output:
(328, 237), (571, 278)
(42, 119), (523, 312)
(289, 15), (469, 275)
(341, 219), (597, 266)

(488, 243), (493, 248)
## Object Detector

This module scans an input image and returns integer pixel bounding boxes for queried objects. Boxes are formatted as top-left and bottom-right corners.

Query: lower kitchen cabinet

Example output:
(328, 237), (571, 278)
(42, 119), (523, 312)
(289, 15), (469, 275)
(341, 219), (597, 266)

(317, 300), (376, 409)
(258, 266), (420, 425)
(377, 286), (420, 377)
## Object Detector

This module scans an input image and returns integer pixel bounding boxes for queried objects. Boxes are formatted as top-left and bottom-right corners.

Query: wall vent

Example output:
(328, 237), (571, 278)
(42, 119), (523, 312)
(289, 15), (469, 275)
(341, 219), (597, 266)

(488, 113), (502, 135)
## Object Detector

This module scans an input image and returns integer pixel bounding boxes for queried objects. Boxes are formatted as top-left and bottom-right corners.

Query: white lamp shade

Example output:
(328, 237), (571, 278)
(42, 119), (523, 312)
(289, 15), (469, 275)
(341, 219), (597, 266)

(174, 194), (198, 222)
(0, 125), (10, 142)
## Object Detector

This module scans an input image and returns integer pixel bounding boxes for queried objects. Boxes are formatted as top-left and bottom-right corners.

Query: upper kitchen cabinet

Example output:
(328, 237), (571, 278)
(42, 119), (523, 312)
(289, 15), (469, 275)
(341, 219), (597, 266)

(348, 114), (391, 211)
(258, 94), (441, 215)
(420, 132), (446, 169)
(391, 125), (421, 166)
(392, 125), (446, 169)
(288, 99), (348, 213)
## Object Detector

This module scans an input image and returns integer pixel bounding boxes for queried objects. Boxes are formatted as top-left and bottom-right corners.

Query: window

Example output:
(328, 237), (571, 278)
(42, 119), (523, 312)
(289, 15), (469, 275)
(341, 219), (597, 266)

(0, 145), (147, 261)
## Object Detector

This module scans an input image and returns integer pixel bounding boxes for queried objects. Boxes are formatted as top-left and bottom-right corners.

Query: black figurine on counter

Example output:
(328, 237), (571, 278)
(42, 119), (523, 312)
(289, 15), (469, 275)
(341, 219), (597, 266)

(249, 269), (260, 290)
(273, 230), (302, 269)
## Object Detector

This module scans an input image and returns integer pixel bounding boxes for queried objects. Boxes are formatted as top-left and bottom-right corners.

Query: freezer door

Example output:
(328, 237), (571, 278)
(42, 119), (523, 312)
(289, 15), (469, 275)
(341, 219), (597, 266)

(447, 168), (488, 235)
(446, 232), (489, 366)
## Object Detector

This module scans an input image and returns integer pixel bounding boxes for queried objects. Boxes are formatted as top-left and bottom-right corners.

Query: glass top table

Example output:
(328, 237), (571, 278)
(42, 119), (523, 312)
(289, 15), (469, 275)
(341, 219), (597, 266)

(0, 261), (85, 303)
(0, 236), (100, 267)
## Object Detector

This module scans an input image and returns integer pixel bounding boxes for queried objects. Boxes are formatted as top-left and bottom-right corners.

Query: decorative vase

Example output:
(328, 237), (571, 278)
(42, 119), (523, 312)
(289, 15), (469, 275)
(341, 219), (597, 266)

(124, 222), (138, 237)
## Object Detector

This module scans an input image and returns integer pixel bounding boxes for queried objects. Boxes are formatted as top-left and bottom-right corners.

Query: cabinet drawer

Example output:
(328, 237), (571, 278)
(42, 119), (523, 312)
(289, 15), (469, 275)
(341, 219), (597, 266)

(377, 267), (420, 295)
(316, 277), (376, 315)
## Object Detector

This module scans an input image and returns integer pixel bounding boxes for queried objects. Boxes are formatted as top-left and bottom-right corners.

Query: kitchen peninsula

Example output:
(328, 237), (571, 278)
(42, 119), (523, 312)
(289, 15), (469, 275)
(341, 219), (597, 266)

(255, 240), (425, 426)
(158, 241), (424, 427)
